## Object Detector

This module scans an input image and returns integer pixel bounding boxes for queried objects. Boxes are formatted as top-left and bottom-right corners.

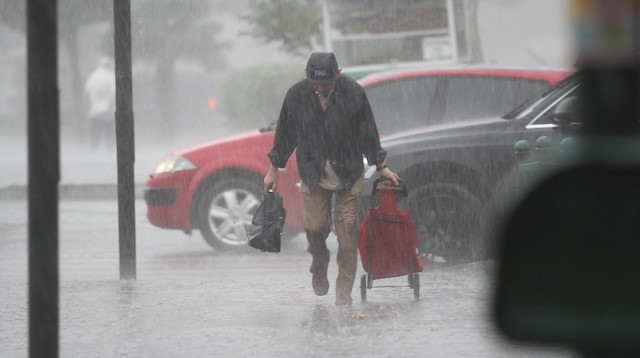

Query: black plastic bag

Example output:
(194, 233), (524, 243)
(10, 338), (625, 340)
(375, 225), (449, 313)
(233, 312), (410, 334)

(248, 191), (286, 253)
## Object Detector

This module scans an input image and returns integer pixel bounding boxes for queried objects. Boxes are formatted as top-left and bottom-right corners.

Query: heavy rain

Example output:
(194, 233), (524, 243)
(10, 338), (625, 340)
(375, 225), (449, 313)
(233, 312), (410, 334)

(2, 0), (633, 357)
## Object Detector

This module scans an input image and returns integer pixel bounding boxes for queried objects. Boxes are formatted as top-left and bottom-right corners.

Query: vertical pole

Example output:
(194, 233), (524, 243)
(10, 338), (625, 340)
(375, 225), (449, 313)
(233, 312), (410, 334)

(446, 0), (459, 62)
(321, 0), (332, 52)
(114, 0), (137, 280)
(27, 0), (59, 357)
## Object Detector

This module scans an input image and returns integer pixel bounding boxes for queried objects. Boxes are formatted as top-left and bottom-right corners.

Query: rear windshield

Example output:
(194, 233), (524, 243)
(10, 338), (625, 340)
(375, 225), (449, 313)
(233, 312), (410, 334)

(365, 75), (551, 135)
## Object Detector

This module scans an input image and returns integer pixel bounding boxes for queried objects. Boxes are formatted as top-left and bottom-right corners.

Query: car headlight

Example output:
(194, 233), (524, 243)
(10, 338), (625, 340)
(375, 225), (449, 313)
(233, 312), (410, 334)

(153, 155), (197, 175)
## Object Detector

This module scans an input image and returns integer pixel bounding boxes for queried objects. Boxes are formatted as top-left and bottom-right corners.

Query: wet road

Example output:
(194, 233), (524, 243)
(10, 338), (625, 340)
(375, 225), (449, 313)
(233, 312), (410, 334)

(0, 199), (575, 357)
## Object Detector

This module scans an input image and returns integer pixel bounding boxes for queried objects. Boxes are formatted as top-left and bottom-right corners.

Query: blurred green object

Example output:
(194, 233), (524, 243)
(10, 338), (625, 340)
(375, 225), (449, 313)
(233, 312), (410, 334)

(341, 68), (382, 80)
(218, 63), (305, 129)
(513, 136), (578, 197)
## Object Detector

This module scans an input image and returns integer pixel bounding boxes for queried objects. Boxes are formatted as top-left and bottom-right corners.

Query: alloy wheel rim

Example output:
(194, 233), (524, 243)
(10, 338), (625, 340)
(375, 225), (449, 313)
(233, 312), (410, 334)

(207, 188), (260, 246)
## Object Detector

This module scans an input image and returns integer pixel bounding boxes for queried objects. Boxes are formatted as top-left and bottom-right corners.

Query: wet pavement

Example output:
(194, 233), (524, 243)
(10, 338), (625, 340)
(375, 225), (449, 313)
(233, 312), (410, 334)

(0, 199), (576, 357)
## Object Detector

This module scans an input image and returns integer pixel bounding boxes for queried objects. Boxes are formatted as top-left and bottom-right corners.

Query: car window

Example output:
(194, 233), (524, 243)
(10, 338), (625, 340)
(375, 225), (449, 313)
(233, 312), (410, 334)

(528, 83), (581, 126)
(365, 77), (440, 135)
(440, 76), (551, 122)
(512, 74), (581, 121)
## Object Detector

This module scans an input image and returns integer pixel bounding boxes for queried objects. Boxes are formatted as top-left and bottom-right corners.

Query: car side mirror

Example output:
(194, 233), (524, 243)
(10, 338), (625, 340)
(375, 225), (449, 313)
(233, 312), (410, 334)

(552, 96), (582, 132)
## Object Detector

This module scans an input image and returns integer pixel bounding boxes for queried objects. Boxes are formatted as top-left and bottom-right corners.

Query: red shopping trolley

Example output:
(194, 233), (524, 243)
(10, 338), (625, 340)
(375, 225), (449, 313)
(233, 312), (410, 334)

(358, 177), (423, 301)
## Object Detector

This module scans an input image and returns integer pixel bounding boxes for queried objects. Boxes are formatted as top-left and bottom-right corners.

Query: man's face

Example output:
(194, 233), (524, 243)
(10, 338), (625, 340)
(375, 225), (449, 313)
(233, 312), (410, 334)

(311, 69), (342, 98)
(312, 82), (335, 98)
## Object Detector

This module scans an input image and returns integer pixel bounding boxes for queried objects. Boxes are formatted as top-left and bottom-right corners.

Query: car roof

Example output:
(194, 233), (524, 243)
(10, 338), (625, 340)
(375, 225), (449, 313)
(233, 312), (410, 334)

(358, 64), (574, 87)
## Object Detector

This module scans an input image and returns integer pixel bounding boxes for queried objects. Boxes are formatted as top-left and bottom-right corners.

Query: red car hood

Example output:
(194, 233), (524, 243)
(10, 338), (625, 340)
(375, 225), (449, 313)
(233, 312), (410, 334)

(154, 128), (278, 173)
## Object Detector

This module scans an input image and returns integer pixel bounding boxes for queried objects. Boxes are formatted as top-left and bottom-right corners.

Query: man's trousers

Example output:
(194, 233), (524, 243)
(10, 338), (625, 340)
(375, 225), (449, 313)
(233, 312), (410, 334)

(300, 175), (364, 297)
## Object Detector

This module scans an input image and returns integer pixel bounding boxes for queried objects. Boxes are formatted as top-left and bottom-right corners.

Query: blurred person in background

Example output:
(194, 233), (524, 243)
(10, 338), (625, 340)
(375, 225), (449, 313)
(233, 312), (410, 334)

(84, 56), (116, 151)
(264, 52), (398, 306)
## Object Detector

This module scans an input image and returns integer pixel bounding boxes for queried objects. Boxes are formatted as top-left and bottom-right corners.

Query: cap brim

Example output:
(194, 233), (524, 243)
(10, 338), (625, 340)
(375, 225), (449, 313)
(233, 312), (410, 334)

(307, 77), (336, 85)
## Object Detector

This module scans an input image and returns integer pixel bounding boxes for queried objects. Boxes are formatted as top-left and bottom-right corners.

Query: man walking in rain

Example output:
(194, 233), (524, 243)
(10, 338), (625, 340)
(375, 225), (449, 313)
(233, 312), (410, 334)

(84, 56), (116, 150)
(264, 52), (398, 305)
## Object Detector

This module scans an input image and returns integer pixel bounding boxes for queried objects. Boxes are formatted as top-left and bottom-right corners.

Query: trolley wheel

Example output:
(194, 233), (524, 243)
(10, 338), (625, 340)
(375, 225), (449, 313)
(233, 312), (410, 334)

(367, 249), (373, 289)
(408, 256), (416, 288)
(360, 275), (367, 301)
(412, 273), (420, 300)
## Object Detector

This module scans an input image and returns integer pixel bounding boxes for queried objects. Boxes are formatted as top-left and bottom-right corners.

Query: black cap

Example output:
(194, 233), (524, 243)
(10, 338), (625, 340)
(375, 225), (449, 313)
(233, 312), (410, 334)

(305, 52), (339, 84)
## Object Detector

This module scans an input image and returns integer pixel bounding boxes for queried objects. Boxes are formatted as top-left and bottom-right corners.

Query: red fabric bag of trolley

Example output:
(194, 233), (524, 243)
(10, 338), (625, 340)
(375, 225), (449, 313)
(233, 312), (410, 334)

(358, 178), (423, 279)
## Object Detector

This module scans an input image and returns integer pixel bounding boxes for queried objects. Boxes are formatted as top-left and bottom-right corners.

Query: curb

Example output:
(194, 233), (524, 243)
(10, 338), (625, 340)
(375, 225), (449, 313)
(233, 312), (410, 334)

(0, 184), (145, 201)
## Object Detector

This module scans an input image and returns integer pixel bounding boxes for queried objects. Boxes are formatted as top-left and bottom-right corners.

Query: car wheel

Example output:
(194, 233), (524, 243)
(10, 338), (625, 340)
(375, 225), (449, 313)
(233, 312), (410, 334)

(196, 176), (262, 251)
(407, 182), (485, 265)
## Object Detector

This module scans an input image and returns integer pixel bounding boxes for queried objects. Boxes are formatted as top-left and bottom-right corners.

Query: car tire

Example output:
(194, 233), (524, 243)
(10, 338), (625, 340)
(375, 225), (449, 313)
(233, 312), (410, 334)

(484, 169), (522, 261)
(196, 175), (262, 251)
(407, 182), (486, 265)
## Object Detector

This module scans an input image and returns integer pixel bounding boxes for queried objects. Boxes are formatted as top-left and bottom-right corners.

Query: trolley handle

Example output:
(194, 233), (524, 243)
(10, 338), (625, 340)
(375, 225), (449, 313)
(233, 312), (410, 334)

(372, 176), (408, 197)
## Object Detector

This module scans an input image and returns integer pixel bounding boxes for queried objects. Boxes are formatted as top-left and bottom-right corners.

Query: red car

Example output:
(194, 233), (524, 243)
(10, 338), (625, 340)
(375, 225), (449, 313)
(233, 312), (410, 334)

(144, 66), (570, 251)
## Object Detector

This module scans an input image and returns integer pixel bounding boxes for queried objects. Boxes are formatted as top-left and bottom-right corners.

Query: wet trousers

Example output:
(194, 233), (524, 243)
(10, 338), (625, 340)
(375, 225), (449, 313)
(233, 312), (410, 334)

(300, 175), (363, 298)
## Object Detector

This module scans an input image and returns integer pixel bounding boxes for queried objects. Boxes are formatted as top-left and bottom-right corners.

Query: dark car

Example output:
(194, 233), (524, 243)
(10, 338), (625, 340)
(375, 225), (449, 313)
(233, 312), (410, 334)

(366, 71), (582, 264)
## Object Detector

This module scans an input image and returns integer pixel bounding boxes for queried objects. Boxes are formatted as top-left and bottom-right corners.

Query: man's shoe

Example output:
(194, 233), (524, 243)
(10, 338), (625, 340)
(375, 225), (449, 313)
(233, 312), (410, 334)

(335, 294), (352, 306)
(309, 251), (329, 296)
(312, 271), (329, 296)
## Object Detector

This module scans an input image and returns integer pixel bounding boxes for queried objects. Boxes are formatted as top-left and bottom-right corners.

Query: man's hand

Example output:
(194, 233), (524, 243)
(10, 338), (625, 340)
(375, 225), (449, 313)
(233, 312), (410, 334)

(264, 164), (279, 191)
(378, 167), (399, 186)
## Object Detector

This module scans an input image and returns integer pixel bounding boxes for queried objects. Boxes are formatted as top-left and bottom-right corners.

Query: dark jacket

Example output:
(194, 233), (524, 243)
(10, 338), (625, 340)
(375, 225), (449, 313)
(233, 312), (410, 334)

(268, 75), (387, 189)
